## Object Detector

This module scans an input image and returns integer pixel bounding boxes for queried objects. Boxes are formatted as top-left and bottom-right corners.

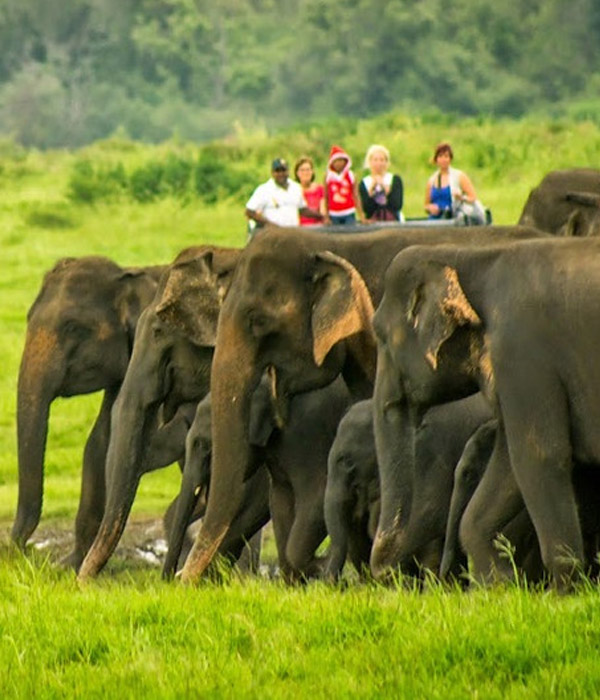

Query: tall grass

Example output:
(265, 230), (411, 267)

(1, 114), (600, 696)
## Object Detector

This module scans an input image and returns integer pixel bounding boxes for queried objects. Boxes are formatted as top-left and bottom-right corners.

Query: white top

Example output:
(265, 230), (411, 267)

(246, 178), (305, 226)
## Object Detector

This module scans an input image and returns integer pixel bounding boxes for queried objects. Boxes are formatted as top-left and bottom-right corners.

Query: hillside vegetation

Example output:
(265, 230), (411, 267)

(1, 0), (600, 147)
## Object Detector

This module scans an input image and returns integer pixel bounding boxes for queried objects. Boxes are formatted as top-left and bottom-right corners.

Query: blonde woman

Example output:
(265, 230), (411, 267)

(359, 144), (404, 222)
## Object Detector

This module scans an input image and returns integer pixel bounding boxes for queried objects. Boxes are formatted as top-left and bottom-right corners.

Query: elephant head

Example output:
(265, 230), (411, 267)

(77, 247), (240, 579)
(13, 256), (162, 549)
(518, 168), (600, 238)
(178, 234), (376, 583)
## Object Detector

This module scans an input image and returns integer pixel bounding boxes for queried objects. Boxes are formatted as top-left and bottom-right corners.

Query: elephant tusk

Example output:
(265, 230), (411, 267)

(267, 365), (286, 430)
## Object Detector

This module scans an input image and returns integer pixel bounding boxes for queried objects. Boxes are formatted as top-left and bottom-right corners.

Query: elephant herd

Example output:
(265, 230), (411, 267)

(13, 167), (600, 591)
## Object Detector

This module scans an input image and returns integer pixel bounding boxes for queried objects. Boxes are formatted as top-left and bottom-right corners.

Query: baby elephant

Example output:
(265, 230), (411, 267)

(325, 394), (493, 580)
(166, 376), (351, 582)
(324, 400), (380, 580)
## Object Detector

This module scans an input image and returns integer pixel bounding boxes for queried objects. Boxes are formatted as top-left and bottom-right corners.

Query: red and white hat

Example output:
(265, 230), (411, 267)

(328, 145), (351, 170)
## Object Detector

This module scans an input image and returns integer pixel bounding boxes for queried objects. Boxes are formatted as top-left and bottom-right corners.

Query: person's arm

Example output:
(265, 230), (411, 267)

(245, 207), (269, 227)
(424, 177), (439, 216)
(299, 206), (324, 220)
(297, 184), (323, 222)
(387, 175), (403, 214)
(322, 177), (331, 223)
(245, 184), (269, 226)
(458, 172), (477, 203)
(359, 180), (376, 219)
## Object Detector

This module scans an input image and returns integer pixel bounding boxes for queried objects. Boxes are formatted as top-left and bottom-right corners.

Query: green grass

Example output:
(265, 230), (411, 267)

(2, 114), (600, 697)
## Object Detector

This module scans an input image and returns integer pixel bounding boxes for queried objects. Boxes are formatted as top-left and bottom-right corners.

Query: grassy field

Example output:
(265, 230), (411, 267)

(2, 115), (600, 697)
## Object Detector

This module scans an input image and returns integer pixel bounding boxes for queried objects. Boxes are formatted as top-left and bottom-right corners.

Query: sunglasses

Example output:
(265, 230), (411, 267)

(273, 167), (288, 173)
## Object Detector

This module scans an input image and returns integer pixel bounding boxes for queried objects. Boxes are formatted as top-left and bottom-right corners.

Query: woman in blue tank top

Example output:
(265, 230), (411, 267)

(424, 142), (477, 219)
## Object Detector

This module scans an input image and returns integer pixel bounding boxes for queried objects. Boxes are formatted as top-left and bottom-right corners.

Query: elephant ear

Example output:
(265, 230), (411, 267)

(115, 269), (161, 341)
(311, 251), (375, 368)
(409, 262), (481, 370)
(155, 250), (238, 347)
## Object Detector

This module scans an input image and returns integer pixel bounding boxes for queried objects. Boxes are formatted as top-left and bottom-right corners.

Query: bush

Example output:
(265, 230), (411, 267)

(67, 160), (127, 203)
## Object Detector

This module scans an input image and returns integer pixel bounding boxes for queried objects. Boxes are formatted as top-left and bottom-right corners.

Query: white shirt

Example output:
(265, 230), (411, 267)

(246, 178), (305, 226)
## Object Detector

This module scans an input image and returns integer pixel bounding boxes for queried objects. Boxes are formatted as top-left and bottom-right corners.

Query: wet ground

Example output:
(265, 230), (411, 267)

(0, 518), (278, 577)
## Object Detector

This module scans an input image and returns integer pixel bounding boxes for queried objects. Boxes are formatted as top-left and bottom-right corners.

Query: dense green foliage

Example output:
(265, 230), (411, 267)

(1, 115), (600, 696)
(1, 0), (600, 147)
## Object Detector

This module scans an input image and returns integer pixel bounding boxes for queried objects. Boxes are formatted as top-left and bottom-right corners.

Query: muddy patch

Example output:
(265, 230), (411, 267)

(0, 519), (277, 577)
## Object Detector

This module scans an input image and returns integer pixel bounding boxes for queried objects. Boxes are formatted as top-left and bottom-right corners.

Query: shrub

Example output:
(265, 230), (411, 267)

(67, 159), (127, 203)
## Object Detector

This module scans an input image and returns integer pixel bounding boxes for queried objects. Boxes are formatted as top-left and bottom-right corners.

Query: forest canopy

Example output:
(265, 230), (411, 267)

(1, 0), (599, 148)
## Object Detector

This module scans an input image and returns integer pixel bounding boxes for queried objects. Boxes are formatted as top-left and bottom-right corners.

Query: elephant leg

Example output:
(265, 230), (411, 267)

(440, 420), (496, 580)
(284, 496), (328, 581)
(459, 430), (524, 585)
(67, 388), (118, 570)
(323, 474), (354, 580)
(501, 384), (583, 591)
(347, 521), (374, 579)
(269, 480), (296, 580)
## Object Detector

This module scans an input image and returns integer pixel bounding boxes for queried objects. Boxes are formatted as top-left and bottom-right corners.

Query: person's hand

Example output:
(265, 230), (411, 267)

(426, 203), (440, 216)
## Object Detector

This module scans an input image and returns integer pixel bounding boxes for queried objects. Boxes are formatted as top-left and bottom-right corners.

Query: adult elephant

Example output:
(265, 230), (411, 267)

(77, 247), (240, 578)
(172, 223), (546, 584)
(371, 236), (600, 590)
(14, 255), (167, 565)
(518, 168), (600, 237)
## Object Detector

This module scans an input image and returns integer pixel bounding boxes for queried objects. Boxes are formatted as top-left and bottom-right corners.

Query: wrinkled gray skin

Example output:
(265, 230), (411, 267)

(78, 247), (240, 579)
(14, 255), (175, 567)
(441, 419), (600, 583)
(371, 236), (600, 591)
(518, 168), (600, 237)
(179, 224), (548, 584)
(325, 395), (492, 581)
(166, 377), (351, 582)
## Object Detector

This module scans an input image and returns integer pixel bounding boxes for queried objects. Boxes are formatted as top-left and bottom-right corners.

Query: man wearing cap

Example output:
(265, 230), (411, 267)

(245, 158), (324, 231)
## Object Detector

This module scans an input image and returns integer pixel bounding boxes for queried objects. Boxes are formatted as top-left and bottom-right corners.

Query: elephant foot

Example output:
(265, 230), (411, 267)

(370, 528), (402, 579)
(60, 548), (85, 572)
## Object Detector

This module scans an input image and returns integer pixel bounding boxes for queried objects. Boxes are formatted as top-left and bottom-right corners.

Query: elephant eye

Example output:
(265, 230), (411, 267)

(61, 319), (90, 339)
(247, 310), (273, 338)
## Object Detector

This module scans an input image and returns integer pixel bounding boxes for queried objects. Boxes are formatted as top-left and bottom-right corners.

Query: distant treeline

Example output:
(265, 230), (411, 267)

(1, 0), (599, 148)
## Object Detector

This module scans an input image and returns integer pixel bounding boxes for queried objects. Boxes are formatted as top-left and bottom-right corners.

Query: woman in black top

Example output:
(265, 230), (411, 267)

(359, 144), (404, 222)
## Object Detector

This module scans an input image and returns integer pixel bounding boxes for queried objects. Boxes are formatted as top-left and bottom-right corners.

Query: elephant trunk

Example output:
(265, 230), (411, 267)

(12, 327), (62, 547)
(77, 390), (156, 579)
(179, 319), (259, 584)
(370, 359), (416, 578)
(162, 437), (210, 579)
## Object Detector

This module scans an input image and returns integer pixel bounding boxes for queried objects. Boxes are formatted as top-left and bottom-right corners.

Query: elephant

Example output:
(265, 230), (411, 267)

(324, 399), (379, 580)
(174, 222), (547, 584)
(324, 394), (492, 581)
(370, 235), (600, 590)
(13, 254), (172, 566)
(518, 168), (600, 237)
(77, 247), (241, 578)
(165, 376), (351, 582)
